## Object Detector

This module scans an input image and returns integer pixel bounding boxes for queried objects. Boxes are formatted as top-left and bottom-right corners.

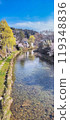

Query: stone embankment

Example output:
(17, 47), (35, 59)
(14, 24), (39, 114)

(0, 51), (20, 120)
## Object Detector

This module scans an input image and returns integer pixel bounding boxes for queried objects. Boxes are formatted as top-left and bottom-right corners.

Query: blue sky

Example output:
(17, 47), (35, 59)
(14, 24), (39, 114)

(0, 0), (54, 32)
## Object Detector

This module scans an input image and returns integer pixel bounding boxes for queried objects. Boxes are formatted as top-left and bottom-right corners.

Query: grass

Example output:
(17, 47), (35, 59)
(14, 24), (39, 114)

(0, 60), (3, 65)
(0, 51), (19, 97)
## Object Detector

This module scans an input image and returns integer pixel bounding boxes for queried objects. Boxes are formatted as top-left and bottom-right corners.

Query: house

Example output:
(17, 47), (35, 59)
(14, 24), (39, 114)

(31, 43), (33, 47)
(23, 41), (29, 48)
(22, 38), (29, 48)
(18, 43), (24, 48)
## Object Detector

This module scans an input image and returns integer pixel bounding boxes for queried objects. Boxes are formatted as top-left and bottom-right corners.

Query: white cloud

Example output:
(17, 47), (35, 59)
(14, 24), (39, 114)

(10, 19), (54, 32)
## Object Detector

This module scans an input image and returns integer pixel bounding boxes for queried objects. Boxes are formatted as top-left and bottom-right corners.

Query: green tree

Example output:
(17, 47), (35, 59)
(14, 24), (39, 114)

(0, 20), (16, 52)
(28, 35), (35, 47)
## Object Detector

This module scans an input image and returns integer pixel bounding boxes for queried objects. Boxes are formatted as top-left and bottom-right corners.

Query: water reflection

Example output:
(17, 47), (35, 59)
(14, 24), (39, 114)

(11, 51), (54, 120)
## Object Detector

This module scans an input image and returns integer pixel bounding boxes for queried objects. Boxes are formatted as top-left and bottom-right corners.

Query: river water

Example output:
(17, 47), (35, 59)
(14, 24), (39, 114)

(10, 51), (54, 120)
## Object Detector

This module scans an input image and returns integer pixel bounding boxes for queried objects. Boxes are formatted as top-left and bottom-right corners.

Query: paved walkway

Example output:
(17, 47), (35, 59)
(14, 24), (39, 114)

(0, 58), (7, 70)
(0, 61), (5, 70)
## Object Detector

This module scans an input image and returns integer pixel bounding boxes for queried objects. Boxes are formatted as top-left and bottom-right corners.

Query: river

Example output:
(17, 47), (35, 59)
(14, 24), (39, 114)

(10, 51), (54, 120)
